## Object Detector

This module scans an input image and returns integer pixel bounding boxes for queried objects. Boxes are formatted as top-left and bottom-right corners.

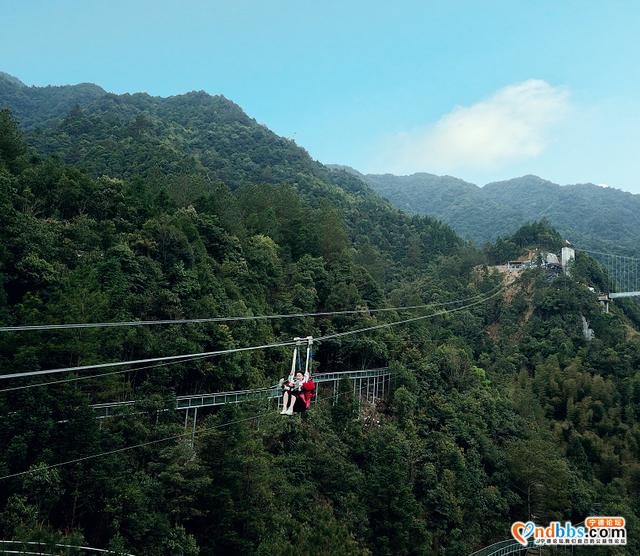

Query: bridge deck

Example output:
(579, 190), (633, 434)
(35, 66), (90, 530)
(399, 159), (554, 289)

(608, 291), (640, 299)
(92, 368), (390, 418)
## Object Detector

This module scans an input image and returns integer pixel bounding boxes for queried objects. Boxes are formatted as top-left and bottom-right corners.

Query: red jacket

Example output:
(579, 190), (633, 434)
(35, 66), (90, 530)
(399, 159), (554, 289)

(299, 380), (316, 409)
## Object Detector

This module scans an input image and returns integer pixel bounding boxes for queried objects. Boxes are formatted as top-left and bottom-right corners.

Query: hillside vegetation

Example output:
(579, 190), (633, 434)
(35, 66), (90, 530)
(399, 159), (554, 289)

(1, 74), (640, 555)
(363, 171), (640, 257)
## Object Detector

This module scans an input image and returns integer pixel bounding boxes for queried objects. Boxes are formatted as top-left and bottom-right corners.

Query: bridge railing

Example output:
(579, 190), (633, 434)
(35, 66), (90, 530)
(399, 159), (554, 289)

(92, 368), (391, 418)
(469, 538), (532, 556)
(470, 521), (587, 556)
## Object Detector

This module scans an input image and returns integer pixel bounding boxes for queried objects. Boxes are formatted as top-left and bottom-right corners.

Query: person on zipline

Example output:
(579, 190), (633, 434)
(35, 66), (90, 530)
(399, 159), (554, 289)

(279, 368), (314, 415)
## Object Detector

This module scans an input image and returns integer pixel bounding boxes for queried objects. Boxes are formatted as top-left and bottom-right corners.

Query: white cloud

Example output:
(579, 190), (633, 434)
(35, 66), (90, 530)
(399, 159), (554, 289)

(380, 79), (570, 175)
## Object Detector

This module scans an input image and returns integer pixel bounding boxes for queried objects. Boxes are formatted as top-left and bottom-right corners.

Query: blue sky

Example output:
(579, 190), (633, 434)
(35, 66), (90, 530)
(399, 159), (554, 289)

(2, 0), (639, 192)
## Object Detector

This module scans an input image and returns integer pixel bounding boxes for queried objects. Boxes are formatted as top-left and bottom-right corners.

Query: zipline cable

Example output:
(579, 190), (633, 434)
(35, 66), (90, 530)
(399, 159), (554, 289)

(0, 288), (502, 333)
(0, 368), (395, 482)
(0, 339), (298, 382)
(574, 247), (640, 260)
(317, 287), (504, 342)
(0, 353), (214, 394)
(0, 288), (503, 383)
(0, 410), (276, 481)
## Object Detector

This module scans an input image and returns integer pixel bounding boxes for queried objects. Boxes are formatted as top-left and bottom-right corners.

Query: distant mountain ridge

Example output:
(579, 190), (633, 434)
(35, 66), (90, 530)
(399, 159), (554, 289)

(3, 70), (637, 259)
(357, 169), (640, 257)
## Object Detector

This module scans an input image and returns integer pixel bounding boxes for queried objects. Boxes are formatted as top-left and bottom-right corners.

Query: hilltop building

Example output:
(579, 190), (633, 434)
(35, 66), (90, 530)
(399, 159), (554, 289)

(561, 242), (575, 275)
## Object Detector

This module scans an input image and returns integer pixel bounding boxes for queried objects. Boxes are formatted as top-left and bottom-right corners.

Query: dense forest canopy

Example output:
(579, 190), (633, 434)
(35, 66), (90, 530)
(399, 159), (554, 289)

(361, 170), (640, 258)
(1, 74), (640, 555)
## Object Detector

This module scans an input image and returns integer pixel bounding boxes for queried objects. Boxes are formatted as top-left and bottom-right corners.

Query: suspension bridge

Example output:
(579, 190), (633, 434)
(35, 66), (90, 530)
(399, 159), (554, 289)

(574, 248), (640, 312)
(577, 248), (640, 299)
(92, 367), (393, 428)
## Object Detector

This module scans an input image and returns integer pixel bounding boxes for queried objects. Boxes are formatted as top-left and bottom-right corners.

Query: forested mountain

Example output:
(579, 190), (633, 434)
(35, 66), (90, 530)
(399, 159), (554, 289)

(362, 171), (640, 256)
(0, 72), (106, 129)
(1, 73), (640, 555)
(0, 72), (462, 282)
